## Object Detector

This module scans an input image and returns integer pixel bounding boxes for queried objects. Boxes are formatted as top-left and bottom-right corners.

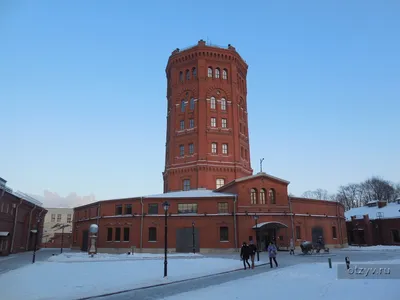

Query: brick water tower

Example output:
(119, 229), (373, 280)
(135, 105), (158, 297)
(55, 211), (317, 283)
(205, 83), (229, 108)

(163, 40), (253, 192)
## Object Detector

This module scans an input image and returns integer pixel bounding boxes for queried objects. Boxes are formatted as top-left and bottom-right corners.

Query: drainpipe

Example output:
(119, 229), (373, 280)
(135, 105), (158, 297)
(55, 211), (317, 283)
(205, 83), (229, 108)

(337, 202), (343, 247)
(140, 197), (144, 251)
(96, 203), (101, 226)
(288, 196), (295, 244)
(26, 205), (36, 250)
(233, 195), (238, 251)
(10, 199), (23, 253)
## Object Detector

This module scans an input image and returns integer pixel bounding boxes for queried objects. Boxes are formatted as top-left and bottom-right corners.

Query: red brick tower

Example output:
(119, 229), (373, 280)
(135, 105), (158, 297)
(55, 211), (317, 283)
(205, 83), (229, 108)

(163, 40), (253, 192)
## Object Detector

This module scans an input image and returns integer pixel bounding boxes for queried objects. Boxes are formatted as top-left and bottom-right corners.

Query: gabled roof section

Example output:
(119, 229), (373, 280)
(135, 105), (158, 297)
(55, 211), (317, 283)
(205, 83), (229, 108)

(215, 172), (290, 191)
(345, 202), (400, 221)
(143, 189), (236, 199)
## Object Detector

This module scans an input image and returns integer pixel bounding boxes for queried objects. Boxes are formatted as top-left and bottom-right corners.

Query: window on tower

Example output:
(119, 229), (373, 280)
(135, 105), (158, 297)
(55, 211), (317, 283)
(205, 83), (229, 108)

(215, 68), (220, 78)
(222, 69), (228, 80)
(192, 67), (197, 79)
(210, 97), (216, 109)
(186, 69), (190, 80)
(189, 143), (194, 155)
(211, 117), (216, 127)
(250, 188), (257, 204)
(269, 189), (276, 204)
(221, 118), (227, 128)
(216, 179), (225, 189)
(183, 179), (191, 191)
(181, 100), (185, 112)
(260, 189), (266, 204)
(190, 98), (195, 110)
(180, 120), (185, 130)
(208, 67), (213, 78)
(221, 98), (226, 110)
(179, 144), (184, 156)
(211, 143), (217, 154)
(179, 71), (183, 82)
(222, 143), (228, 154)
(189, 119), (194, 128)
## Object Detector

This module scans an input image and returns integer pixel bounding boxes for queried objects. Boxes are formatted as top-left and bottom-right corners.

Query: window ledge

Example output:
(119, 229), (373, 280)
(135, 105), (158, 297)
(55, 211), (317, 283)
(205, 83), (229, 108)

(148, 241), (157, 243)
(220, 240), (229, 243)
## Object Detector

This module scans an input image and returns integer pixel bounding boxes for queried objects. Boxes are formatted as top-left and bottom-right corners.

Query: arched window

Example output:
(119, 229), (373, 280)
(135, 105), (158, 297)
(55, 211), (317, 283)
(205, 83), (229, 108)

(221, 98), (226, 111)
(179, 71), (183, 82)
(250, 188), (257, 204)
(190, 98), (195, 110)
(186, 69), (190, 80)
(269, 189), (276, 204)
(192, 67), (197, 78)
(222, 69), (228, 80)
(210, 97), (216, 109)
(215, 68), (220, 78)
(208, 67), (213, 78)
(181, 100), (185, 112)
(260, 189), (266, 204)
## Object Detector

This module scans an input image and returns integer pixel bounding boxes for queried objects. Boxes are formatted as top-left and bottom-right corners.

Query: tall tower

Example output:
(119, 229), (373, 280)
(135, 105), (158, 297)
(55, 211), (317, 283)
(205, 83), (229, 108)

(163, 40), (253, 192)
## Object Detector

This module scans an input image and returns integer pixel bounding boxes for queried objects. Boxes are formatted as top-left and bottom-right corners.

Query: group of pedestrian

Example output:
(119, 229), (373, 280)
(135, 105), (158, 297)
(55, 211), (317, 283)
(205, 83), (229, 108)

(240, 240), (279, 269)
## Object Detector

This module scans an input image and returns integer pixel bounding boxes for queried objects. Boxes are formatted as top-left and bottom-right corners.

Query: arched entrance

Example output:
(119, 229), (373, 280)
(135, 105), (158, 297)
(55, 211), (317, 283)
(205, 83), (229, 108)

(253, 222), (288, 251)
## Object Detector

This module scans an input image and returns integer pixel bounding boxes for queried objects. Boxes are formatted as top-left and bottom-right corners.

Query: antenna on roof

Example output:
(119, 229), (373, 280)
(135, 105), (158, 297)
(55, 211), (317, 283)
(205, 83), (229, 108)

(260, 158), (265, 173)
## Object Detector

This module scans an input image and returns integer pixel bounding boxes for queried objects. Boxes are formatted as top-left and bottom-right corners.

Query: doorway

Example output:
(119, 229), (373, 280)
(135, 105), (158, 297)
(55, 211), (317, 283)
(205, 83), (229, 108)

(81, 230), (88, 252)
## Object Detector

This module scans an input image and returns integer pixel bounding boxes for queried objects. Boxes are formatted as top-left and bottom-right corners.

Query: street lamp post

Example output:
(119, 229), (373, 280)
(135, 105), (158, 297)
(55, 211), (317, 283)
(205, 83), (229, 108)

(192, 221), (195, 254)
(253, 215), (260, 261)
(32, 215), (42, 264)
(163, 201), (170, 277)
(52, 223), (70, 254)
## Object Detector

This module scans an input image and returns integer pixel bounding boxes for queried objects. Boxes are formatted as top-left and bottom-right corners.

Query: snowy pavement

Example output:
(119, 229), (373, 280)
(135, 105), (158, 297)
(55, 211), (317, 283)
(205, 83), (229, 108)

(340, 245), (400, 252)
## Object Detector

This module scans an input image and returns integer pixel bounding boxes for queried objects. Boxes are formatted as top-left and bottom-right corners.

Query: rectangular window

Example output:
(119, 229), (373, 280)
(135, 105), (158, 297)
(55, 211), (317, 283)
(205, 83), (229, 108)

(123, 228), (130, 242)
(218, 202), (228, 213)
(179, 145), (184, 156)
(149, 227), (157, 241)
(57, 214), (62, 222)
(221, 118), (227, 128)
(178, 203), (198, 214)
(124, 204), (132, 215)
(181, 100), (185, 112)
(220, 227), (229, 241)
(216, 178), (225, 189)
(189, 119), (194, 128)
(67, 214), (72, 223)
(332, 226), (337, 239)
(51, 214), (55, 222)
(115, 205), (123, 215)
(190, 98), (195, 110)
(210, 97), (216, 109)
(222, 144), (228, 154)
(189, 143), (194, 155)
(211, 117), (216, 127)
(115, 228), (121, 241)
(107, 228), (113, 241)
(148, 203), (158, 215)
(296, 226), (301, 239)
(211, 143), (217, 154)
(180, 120), (185, 130)
(221, 99), (226, 110)
(391, 230), (400, 243)
(183, 179), (191, 191)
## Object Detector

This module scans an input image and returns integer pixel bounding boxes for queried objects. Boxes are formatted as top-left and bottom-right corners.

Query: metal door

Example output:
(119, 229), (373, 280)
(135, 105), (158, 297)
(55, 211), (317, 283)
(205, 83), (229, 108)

(176, 227), (200, 253)
(311, 227), (324, 245)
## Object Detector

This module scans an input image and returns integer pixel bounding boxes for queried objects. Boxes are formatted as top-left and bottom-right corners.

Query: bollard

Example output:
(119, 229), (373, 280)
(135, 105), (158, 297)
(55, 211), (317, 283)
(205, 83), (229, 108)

(328, 258), (332, 268)
(345, 256), (350, 270)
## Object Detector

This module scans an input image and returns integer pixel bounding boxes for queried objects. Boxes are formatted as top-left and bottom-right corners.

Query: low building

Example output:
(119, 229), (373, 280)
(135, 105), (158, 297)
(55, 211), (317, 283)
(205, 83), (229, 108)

(0, 177), (47, 256)
(42, 208), (73, 248)
(72, 173), (348, 254)
(345, 200), (400, 246)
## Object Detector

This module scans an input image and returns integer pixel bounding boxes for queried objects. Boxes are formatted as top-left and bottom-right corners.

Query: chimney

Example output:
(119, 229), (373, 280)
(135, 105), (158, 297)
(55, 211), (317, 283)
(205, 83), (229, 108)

(378, 201), (387, 208)
(0, 177), (6, 187)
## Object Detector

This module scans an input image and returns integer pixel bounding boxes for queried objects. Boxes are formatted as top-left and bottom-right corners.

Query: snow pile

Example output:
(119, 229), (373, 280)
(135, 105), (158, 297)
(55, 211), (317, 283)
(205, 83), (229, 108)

(342, 245), (400, 252)
(48, 252), (203, 262)
(0, 257), (247, 300)
(165, 259), (400, 300)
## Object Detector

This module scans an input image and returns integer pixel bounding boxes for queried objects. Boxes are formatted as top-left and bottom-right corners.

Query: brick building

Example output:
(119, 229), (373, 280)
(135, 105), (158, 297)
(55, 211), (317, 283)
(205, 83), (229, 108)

(0, 177), (47, 256)
(345, 200), (400, 246)
(72, 40), (348, 253)
(42, 207), (73, 248)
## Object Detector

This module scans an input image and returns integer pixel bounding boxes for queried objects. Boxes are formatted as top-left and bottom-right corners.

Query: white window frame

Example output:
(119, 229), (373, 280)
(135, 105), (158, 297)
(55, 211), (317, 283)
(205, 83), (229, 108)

(221, 98), (226, 110)
(216, 178), (225, 189)
(210, 97), (216, 109)
(211, 143), (217, 154)
(222, 69), (227, 80)
(211, 117), (216, 127)
(189, 119), (194, 128)
(215, 68), (220, 78)
(221, 118), (227, 128)
(222, 144), (228, 154)
(208, 67), (213, 78)
(180, 120), (185, 130)
(189, 143), (194, 155)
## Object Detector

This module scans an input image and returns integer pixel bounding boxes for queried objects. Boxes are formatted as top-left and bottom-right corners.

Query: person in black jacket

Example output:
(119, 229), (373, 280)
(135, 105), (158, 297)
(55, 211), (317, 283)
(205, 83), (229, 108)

(248, 240), (257, 269)
(240, 242), (251, 270)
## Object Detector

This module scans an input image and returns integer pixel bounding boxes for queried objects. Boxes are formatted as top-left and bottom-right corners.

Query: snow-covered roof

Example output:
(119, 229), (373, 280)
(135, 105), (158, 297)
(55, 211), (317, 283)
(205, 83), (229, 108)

(345, 202), (400, 221)
(143, 189), (236, 199)
(12, 190), (43, 207)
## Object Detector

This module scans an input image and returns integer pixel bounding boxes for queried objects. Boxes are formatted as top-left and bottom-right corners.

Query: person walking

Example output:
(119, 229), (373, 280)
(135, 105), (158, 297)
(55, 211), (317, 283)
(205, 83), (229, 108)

(267, 241), (278, 268)
(289, 238), (295, 255)
(240, 242), (251, 270)
(249, 240), (257, 269)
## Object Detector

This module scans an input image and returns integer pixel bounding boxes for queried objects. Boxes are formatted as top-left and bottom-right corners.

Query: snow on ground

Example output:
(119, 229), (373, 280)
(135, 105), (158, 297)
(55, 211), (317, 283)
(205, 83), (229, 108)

(342, 245), (400, 251)
(165, 259), (400, 300)
(48, 251), (203, 262)
(0, 253), (252, 300)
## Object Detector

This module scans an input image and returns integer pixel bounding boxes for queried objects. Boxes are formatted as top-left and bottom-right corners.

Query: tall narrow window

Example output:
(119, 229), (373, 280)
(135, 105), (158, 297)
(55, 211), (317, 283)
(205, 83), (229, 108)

(149, 227), (157, 241)
(221, 118), (227, 128)
(192, 67), (197, 78)
(260, 189), (266, 204)
(332, 226), (337, 239)
(222, 143), (228, 154)
(183, 179), (191, 191)
(269, 189), (276, 204)
(250, 188), (257, 204)
(296, 226), (301, 239)
(179, 145), (184, 156)
(189, 143), (194, 155)
(189, 119), (194, 128)
(220, 227), (229, 241)
(391, 230), (400, 243)
(67, 214), (72, 223)
(216, 179), (225, 189)
(211, 143), (217, 154)
(179, 71), (183, 82)
(222, 69), (228, 80)
(107, 228), (113, 241)
(221, 98), (226, 110)
(123, 228), (130, 241)
(115, 228), (121, 241)
(51, 214), (55, 222)
(57, 214), (61, 222)
(215, 68), (220, 78)
(115, 205), (122, 215)
(124, 204), (132, 215)
(181, 100), (185, 112)
(190, 98), (195, 110)
(210, 97), (216, 109)
(180, 120), (185, 130)
(208, 67), (213, 77)
(211, 117), (216, 127)
(245, 149), (248, 160)
(186, 69), (190, 80)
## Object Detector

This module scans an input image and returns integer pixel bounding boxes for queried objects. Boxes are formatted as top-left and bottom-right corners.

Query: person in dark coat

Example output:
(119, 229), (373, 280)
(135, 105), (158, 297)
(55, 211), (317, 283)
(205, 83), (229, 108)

(240, 242), (251, 270)
(248, 240), (257, 269)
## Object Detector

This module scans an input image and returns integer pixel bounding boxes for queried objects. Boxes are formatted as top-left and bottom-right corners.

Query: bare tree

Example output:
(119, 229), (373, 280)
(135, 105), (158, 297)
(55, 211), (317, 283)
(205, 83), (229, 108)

(335, 183), (363, 210)
(360, 176), (396, 203)
(302, 189), (334, 201)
